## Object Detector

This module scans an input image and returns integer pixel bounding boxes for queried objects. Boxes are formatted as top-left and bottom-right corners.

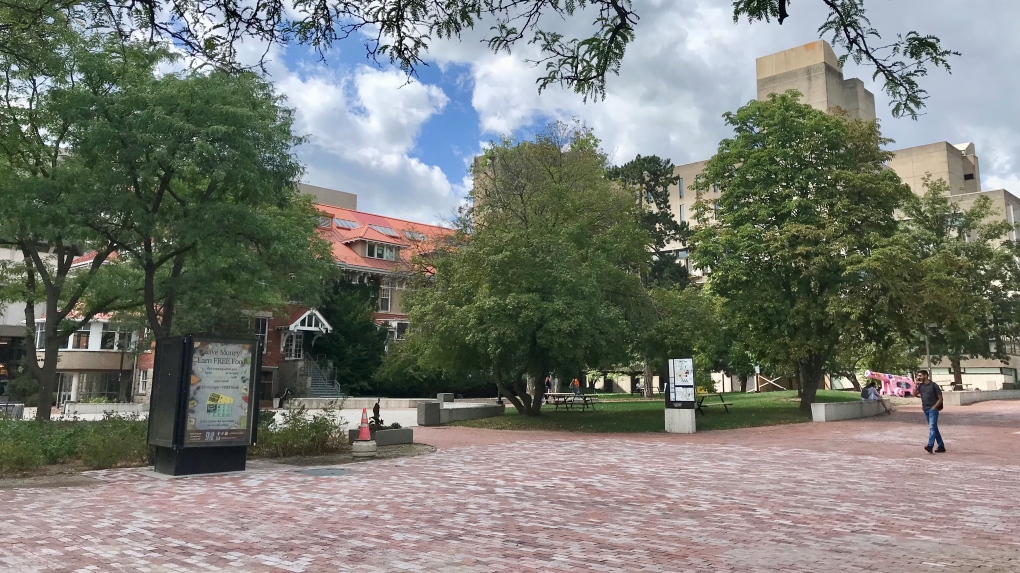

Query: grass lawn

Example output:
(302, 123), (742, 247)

(450, 390), (863, 433)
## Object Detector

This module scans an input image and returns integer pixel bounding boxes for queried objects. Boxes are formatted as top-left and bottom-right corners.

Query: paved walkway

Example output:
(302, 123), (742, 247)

(2, 401), (1019, 572)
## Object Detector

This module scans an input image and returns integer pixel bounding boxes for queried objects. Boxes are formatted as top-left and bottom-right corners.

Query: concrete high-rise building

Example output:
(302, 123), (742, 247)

(755, 40), (876, 121)
(669, 40), (1020, 391)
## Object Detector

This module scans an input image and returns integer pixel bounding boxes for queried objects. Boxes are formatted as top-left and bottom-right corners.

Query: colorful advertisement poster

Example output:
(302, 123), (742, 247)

(184, 340), (254, 445)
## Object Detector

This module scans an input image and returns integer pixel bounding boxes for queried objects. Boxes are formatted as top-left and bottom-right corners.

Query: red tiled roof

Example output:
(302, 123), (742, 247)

(372, 312), (408, 323)
(72, 251), (118, 267)
(315, 204), (454, 274)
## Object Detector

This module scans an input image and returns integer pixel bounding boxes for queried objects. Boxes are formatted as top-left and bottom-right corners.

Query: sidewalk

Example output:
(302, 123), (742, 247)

(1, 400), (1018, 572)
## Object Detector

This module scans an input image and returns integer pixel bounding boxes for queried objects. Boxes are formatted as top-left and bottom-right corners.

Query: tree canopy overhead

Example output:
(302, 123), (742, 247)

(9, 0), (956, 118)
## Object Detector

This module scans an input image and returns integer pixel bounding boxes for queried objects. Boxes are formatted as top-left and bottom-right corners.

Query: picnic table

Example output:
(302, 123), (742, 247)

(696, 393), (732, 416)
(545, 392), (599, 412)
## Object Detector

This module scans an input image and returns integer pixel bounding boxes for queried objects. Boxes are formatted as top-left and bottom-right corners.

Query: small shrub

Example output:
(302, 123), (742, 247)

(77, 415), (149, 469)
(250, 404), (348, 459)
(0, 440), (46, 473)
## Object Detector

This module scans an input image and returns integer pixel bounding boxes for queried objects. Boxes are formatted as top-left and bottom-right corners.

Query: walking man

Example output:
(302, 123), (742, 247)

(912, 369), (945, 453)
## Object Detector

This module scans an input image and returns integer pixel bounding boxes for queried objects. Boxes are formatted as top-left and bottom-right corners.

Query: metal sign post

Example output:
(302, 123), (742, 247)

(665, 358), (696, 433)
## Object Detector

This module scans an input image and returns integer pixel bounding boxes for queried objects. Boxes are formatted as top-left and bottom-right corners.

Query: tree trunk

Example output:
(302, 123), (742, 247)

(642, 359), (654, 398)
(847, 370), (862, 391)
(950, 356), (963, 390)
(798, 354), (824, 412)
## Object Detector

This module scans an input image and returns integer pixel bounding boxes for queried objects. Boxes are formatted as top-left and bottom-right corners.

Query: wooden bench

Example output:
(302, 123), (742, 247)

(696, 393), (733, 416)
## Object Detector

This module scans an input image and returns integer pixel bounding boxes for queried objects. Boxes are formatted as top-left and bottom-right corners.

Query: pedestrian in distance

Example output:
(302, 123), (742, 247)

(912, 369), (945, 454)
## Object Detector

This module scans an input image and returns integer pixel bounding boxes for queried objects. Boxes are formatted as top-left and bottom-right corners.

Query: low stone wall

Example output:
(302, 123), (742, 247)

(286, 397), (433, 410)
(347, 427), (413, 446)
(417, 402), (506, 426)
(943, 389), (1020, 407)
(811, 399), (890, 422)
(63, 402), (148, 416)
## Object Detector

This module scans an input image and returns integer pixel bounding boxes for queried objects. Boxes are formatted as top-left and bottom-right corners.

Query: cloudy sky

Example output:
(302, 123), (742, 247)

(252, 1), (1019, 224)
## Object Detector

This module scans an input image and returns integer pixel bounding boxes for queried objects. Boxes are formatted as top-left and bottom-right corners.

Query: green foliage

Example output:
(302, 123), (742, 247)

(692, 92), (913, 411)
(311, 279), (389, 395)
(6, 373), (38, 403)
(405, 121), (650, 415)
(896, 177), (1018, 383)
(607, 154), (691, 289)
(249, 405), (349, 458)
(640, 287), (723, 389)
(374, 339), (494, 398)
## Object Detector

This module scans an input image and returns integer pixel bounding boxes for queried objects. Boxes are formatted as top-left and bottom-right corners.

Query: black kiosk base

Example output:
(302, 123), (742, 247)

(154, 446), (248, 476)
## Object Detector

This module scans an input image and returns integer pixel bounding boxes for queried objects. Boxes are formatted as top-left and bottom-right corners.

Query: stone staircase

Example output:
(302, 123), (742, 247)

(305, 356), (345, 398)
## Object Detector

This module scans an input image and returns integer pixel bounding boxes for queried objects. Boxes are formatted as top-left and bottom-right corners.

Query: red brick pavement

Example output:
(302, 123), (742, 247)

(2, 401), (1019, 572)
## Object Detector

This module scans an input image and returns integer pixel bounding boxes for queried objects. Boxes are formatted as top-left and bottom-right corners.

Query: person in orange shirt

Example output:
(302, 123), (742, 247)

(570, 378), (580, 395)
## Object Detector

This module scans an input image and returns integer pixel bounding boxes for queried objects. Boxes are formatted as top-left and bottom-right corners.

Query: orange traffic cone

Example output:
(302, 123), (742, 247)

(357, 407), (371, 441)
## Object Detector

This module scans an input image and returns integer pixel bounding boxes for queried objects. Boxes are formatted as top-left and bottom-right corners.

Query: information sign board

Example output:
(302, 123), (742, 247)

(666, 358), (696, 409)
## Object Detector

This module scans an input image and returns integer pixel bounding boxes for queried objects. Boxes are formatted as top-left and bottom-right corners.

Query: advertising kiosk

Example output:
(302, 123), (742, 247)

(147, 336), (261, 476)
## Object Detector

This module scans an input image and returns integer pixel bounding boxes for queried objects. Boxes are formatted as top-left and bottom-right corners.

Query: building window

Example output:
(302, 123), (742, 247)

(378, 287), (392, 312)
(366, 243), (397, 261)
(137, 370), (149, 395)
(335, 218), (359, 229)
(100, 325), (135, 351)
(964, 173), (975, 181)
(71, 326), (90, 350)
(714, 201), (720, 219)
(283, 332), (303, 360)
(395, 322), (409, 340)
(254, 318), (268, 354)
(35, 328), (45, 350)
(318, 216), (332, 228)
(713, 183), (719, 194)
(677, 205), (684, 222)
(677, 178), (684, 199)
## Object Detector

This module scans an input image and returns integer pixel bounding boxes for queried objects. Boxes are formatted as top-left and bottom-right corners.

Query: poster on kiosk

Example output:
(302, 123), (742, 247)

(147, 336), (261, 475)
(666, 358), (696, 409)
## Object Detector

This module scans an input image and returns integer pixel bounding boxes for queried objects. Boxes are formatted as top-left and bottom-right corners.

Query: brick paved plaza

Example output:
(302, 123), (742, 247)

(2, 401), (1019, 572)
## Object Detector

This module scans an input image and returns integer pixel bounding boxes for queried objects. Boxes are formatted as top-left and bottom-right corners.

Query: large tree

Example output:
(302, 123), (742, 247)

(405, 122), (649, 415)
(691, 92), (913, 411)
(63, 39), (335, 339)
(0, 24), (136, 420)
(607, 154), (689, 397)
(901, 177), (1017, 388)
(5, 1), (954, 118)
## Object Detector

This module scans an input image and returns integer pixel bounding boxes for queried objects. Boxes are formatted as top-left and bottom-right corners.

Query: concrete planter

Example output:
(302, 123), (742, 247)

(417, 402), (506, 426)
(811, 399), (890, 422)
(347, 427), (413, 446)
(943, 389), (1020, 407)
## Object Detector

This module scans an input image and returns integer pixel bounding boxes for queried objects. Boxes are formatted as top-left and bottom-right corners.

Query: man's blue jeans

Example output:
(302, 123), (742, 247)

(925, 409), (945, 448)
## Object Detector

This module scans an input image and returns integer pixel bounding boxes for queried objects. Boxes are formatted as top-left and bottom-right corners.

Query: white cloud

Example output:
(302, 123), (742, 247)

(267, 60), (462, 223)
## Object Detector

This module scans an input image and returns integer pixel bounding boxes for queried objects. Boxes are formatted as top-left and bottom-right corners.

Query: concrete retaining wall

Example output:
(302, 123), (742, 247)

(811, 399), (890, 422)
(943, 389), (1020, 407)
(63, 402), (148, 416)
(287, 397), (433, 410)
(417, 402), (506, 426)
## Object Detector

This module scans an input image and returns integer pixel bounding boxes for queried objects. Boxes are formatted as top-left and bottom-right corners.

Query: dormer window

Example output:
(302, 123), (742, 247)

(366, 243), (397, 261)
(318, 216), (332, 228)
(335, 218), (359, 229)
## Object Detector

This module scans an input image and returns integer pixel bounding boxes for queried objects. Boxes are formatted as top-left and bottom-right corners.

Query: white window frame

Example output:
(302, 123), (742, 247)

(283, 332), (304, 360)
(137, 370), (149, 395)
(70, 325), (91, 350)
(677, 178), (684, 199)
(378, 287), (392, 312)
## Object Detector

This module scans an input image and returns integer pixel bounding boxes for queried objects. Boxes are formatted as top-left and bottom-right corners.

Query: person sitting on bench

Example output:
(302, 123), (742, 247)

(861, 381), (891, 414)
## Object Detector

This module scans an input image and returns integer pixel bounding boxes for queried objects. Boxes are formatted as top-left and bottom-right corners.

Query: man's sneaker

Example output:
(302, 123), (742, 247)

(924, 445), (934, 454)
(935, 447), (947, 453)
